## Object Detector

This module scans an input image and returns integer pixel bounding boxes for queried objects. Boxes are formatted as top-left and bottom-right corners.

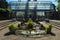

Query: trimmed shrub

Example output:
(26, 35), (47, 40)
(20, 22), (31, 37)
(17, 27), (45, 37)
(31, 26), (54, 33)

(8, 24), (19, 32)
(45, 24), (52, 34)
(27, 18), (34, 26)
(27, 18), (34, 29)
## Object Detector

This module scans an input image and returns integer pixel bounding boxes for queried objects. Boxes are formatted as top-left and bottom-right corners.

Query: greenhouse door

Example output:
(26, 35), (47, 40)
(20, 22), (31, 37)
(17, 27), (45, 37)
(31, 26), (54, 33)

(37, 11), (45, 20)
(16, 11), (25, 21)
(28, 11), (34, 19)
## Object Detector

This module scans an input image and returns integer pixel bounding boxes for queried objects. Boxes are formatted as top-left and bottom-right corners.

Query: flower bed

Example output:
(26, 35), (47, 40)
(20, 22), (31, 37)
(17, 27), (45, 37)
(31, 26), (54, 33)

(8, 19), (52, 37)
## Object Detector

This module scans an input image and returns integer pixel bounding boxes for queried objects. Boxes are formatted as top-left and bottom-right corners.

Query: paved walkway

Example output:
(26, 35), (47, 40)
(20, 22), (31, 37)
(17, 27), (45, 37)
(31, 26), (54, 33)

(0, 20), (60, 40)
(0, 27), (60, 40)
(50, 20), (60, 23)
(0, 20), (12, 23)
(0, 20), (18, 30)
(49, 20), (60, 27)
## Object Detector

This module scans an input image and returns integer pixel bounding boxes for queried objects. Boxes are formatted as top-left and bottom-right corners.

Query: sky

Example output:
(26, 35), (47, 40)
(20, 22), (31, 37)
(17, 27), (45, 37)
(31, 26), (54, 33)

(6, 0), (58, 6)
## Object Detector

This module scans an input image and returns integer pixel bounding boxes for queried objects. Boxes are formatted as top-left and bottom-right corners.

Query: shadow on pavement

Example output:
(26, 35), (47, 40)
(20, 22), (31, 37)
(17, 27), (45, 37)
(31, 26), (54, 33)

(4, 32), (15, 36)
(49, 32), (56, 36)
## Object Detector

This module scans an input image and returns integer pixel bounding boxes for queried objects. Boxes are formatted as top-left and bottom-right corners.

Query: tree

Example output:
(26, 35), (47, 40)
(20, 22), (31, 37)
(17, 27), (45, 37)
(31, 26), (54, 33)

(56, 0), (60, 2)
(0, 8), (13, 19)
(56, 0), (60, 11)
(57, 3), (60, 11)
(0, 0), (8, 8)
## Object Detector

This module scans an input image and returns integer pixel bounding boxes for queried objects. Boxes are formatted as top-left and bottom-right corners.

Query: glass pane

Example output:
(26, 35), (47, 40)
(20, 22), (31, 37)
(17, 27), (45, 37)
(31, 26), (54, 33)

(28, 11), (33, 15)
(10, 2), (26, 10)
(21, 0), (27, 1)
(51, 5), (54, 9)
(11, 6), (15, 9)
(28, 2), (36, 9)
(19, 6), (26, 9)
(16, 11), (25, 18)
(37, 3), (50, 10)
(37, 11), (45, 16)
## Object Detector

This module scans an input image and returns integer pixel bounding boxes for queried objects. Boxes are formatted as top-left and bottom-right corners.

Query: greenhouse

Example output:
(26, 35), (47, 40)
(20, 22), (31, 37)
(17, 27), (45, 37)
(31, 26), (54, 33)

(9, 0), (55, 21)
